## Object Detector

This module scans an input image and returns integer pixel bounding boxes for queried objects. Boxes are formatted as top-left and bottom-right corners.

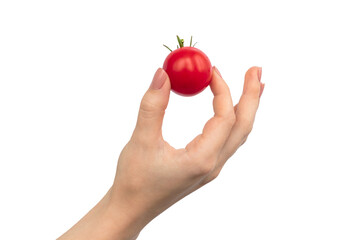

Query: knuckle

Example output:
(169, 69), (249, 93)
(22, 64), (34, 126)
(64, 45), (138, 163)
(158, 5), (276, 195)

(237, 116), (254, 136)
(194, 157), (217, 176)
(199, 162), (214, 176)
(246, 86), (261, 97)
(140, 96), (155, 112)
(139, 96), (163, 118)
(220, 111), (236, 129)
(244, 123), (254, 136)
(242, 126), (253, 139)
(240, 135), (249, 146)
(208, 169), (221, 182)
(131, 132), (162, 148)
(201, 168), (222, 185)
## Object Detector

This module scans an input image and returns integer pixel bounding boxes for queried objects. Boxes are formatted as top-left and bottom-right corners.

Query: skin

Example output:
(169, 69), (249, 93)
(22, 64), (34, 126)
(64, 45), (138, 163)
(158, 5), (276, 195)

(58, 66), (265, 240)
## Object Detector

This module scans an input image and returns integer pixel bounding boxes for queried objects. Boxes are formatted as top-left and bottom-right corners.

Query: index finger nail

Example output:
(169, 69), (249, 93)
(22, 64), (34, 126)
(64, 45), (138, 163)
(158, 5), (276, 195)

(214, 66), (223, 78)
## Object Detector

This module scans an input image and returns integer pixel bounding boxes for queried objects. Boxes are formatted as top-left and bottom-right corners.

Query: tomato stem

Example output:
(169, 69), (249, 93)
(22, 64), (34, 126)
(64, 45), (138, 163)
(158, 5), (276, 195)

(163, 44), (172, 52)
(163, 35), (197, 51)
(176, 35), (184, 48)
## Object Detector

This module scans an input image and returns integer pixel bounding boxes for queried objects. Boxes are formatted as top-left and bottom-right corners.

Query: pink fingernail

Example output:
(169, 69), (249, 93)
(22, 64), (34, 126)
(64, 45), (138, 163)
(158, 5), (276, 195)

(150, 68), (167, 90)
(214, 66), (222, 78)
(260, 83), (265, 97)
(258, 67), (262, 82)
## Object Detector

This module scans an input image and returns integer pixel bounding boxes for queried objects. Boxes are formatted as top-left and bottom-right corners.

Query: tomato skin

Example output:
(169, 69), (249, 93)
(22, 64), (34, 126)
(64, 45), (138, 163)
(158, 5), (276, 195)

(163, 47), (212, 96)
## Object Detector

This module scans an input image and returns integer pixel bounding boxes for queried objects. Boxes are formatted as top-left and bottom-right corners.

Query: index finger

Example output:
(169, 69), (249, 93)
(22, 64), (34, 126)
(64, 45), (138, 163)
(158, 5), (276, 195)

(220, 66), (263, 162)
(185, 67), (235, 159)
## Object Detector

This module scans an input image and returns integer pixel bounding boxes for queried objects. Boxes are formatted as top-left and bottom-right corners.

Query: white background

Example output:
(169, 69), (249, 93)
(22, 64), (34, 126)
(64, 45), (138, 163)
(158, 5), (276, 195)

(1, 0), (359, 239)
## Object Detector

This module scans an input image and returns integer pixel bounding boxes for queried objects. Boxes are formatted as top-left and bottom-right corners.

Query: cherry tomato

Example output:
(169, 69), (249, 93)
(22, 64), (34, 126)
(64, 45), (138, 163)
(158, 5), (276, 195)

(163, 42), (212, 96)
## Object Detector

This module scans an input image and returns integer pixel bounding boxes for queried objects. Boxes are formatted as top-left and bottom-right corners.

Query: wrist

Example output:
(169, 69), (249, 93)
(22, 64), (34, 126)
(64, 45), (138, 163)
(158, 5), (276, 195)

(99, 186), (144, 240)
(58, 187), (143, 240)
(106, 185), (154, 240)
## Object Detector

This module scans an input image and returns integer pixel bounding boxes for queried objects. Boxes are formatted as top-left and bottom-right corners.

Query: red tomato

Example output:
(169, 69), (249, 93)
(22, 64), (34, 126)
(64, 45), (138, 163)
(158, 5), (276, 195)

(163, 47), (212, 96)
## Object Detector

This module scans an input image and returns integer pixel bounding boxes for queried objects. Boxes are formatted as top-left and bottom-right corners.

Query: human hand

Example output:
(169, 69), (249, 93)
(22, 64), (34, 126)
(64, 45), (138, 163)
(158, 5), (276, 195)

(58, 66), (264, 240)
(111, 66), (264, 238)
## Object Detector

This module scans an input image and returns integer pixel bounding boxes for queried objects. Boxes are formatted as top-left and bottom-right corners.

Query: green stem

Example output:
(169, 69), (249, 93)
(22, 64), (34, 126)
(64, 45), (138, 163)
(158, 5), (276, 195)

(163, 44), (172, 52)
(176, 35), (184, 48)
(164, 36), (197, 51)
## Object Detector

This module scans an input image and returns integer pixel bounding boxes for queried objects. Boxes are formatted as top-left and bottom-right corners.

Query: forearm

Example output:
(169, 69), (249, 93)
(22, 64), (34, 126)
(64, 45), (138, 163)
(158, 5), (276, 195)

(58, 187), (143, 240)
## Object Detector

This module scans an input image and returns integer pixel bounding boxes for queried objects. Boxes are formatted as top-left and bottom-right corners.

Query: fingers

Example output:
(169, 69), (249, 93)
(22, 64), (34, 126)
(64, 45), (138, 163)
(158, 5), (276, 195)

(133, 68), (171, 143)
(219, 66), (264, 162)
(185, 67), (235, 167)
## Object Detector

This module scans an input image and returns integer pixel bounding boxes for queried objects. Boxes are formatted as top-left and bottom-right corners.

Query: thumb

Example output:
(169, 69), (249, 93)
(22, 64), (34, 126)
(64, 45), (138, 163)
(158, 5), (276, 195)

(133, 68), (171, 142)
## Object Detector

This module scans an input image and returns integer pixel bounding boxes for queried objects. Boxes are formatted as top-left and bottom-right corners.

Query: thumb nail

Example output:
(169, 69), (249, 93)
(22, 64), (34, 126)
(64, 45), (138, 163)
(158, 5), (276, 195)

(150, 68), (167, 90)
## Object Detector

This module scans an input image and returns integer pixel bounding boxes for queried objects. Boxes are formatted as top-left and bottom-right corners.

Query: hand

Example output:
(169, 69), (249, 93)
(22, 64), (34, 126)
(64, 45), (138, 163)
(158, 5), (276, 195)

(58, 66), (264, 240)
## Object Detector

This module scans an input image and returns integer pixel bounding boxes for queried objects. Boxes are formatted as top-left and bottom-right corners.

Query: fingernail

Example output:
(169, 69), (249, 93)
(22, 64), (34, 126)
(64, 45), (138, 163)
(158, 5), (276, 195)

(257, 67), (262, 82)
(260, 83), (265, 97)
(150, 68), (167, 90)
(214, 66), (222, 78)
